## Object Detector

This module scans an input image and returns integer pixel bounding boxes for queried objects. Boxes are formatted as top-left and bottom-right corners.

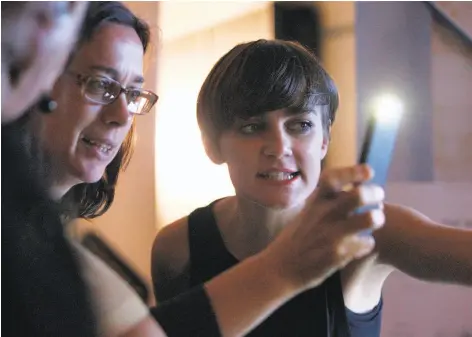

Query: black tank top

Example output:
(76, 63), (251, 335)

(187, 201), (383, 337)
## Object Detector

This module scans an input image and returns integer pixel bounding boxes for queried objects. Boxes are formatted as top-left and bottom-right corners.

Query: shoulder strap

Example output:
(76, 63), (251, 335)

(187, 200), (236, 285)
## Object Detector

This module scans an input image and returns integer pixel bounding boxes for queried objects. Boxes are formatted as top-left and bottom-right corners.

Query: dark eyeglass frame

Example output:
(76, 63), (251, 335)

(66, 71), (159, 115)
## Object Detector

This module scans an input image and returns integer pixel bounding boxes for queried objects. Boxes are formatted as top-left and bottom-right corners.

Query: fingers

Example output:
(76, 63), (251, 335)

(317, 164), (373, 198)
(337, 235), (376, 264)
(336, 207), (386, 234)
(324, 184), (385, 221)
(320, 236), (376, 274)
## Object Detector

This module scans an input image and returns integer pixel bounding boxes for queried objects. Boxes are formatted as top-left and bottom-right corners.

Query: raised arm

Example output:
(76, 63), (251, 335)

(376, 203), (472, 285)
(152, 218), (191, 303)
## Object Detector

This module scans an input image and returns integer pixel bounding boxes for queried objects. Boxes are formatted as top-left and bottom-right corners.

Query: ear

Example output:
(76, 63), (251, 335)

(320, 125), (331, 160)
(202, 134), (225, 165)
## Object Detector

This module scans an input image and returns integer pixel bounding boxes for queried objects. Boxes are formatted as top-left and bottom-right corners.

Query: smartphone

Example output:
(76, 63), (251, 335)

(356, 97), (403, 235)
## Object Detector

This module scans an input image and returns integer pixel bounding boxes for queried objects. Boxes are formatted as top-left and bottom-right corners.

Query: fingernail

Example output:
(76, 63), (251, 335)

(355, 237), (375, 257)
(360, 185), (385, 205)
(372, 209), (385, 228)
(337, 244), (347, 256)
(355, 247), (372, 258)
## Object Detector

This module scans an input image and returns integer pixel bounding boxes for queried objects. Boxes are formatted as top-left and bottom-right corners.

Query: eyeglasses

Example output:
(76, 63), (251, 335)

(66, 71), (158, 115)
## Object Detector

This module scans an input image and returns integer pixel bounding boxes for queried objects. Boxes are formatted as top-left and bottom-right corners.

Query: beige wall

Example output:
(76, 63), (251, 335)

(316, 2), (358, 168)
(158, 2), (270, 42)
(431, 16), (472, 181)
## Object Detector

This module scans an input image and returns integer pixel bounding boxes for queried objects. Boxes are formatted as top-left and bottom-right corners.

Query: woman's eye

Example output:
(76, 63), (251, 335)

(127, 89), (141, 102)
(88, 78), (112, 92)
(240, 123), (263, 134)
(287, 121), (314, 133)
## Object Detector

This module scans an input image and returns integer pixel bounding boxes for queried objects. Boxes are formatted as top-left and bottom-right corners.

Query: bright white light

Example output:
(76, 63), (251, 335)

(372, 94), (404, 125)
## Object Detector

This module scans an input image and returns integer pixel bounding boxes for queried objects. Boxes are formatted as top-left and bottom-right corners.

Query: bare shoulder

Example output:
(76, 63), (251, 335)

(151, 216), (191, 302)
(118, 316), (167, 337)
(152, 216), (190, 273)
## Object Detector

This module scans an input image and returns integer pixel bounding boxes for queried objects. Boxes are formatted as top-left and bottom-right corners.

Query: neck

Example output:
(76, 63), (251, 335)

(45, 155), (79, 201)
(50, 182), (73, 201)
(48, 166), (78, 201)
(221, 196), (305, 259)
(23, 118), (77, 201)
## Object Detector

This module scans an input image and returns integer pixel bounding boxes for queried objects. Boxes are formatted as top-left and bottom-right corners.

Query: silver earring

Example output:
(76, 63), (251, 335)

(37, 95), (57, 113)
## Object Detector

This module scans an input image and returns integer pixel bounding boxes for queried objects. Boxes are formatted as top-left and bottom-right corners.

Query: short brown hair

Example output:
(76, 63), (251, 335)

(197, 39), (339, 148)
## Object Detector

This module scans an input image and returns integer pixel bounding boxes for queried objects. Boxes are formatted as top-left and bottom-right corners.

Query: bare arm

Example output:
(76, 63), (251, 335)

(203, 250), (301, 337)
(375, 203), (472, 285)
(118, 316), (167, 337)
(151, 218), (191, 303)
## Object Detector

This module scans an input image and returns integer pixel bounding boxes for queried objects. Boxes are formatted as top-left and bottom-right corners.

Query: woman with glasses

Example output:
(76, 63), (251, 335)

(24, 2), (165, 336)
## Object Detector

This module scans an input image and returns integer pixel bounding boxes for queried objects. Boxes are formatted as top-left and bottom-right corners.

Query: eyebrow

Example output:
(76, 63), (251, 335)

(238, 111), (315, 124)
(89, 65), (145, 84)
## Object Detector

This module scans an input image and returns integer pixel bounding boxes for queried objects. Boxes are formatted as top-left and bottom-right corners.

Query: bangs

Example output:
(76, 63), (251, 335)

(198, 39), (339, 139)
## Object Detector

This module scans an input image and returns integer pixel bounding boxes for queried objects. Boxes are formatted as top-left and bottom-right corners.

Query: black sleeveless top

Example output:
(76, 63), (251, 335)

(187, 201), (383, 337)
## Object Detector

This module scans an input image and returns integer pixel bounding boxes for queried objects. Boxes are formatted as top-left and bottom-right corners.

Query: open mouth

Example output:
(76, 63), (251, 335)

(80, 136), (113, 154)
(256, 171), (301, 181)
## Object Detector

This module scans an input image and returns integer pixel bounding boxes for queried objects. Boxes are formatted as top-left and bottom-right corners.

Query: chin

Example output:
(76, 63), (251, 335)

(82, 176), (104, 184)
(75, 168), (107, 185)
(249, 193), (305, 210)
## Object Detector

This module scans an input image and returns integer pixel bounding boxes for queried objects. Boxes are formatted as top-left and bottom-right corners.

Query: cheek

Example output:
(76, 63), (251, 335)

(229, 141), (257, 163)
(51, 79), (100, 131)
(39, 103), (91, 154)
(39, 114), (75, 156)
(295, 136), (324, 171)
(52, 77), (81, 106)
(119, 122), (134, 145)
(225, 147), (254, 183)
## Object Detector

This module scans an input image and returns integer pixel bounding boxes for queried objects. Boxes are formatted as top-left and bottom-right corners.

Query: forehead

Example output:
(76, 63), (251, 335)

(70, 23), (144, 80)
